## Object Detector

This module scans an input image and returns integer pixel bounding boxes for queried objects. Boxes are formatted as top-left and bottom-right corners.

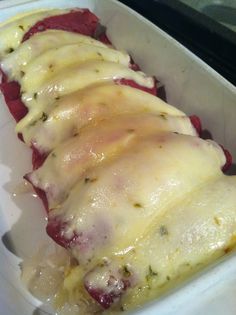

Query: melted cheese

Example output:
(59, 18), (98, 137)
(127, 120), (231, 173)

(121, 175), (236, 310)
(0, 9), (68, 57)
(28, 114), (197, 208)
(47, 133), (225, 264)
(16, 61), (154, 133)
(1, 30), (107, 80)
(21, 44), (130, 92)
(21, 83), (195, 152)
(53, 175), (236, 313)
(2, 9), (236, 314)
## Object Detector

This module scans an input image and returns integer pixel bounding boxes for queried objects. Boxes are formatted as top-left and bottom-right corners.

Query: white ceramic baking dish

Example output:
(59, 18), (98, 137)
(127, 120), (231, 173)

(0, 0), (236, 314)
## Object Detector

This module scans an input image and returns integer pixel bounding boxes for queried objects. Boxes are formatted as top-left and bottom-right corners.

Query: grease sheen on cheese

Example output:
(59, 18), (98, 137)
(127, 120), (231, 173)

(48, 133), (225, 257)
(28, 113), (197, 207)
(118, 176), (236, 311)
(53, 173), (236, 312)
(0, 9), (68, 57)
(29, 123), (224, 210)
(1, 30), (107, 81)
(21, 44), (130, 92)
(21, 83), (195, 152)
(16, 61), (155, 133)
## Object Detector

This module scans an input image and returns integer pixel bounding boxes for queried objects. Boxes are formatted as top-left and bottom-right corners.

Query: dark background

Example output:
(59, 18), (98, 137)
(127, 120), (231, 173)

(118, 0), (236, 86)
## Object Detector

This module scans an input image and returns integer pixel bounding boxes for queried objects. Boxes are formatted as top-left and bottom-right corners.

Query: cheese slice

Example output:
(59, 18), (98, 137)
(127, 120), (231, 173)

(0, 9), (68, 58)
(1, 29), (107, 80)
(47, 132), (225, 265)
(69, 175), (236, 312)
(21, 83), (195, 152)
(21, 44), (130, 92)
(27, 114), (198, 208)
(16, 61), (154, 133)
(120, 175), (236, 310)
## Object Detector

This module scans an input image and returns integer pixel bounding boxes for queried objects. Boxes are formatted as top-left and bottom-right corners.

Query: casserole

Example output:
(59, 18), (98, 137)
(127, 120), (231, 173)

(0, 0), (236, 314)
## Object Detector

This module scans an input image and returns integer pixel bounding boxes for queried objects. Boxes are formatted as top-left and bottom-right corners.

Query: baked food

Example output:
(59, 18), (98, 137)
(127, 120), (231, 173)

(1, 7), (235, 314)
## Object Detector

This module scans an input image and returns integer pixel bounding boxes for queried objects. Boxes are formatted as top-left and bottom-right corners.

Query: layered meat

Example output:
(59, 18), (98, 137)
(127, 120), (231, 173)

(0, 7), (235, 314)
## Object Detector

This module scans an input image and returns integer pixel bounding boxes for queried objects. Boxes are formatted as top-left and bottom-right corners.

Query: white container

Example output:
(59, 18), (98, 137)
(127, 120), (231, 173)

(0, 1), (235, 314)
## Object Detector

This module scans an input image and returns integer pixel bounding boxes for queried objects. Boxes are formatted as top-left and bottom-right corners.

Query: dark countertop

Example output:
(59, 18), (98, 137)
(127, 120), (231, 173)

(119, 0), (236, 86)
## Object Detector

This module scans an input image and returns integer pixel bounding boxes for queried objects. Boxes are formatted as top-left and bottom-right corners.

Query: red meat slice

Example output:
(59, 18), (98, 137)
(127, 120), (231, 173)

(46, 217), (75, 247)
(5, 99), (28, 123)
(31, 146), (47, 169)
(129, 62), (141, 71)
(0, 81), (20, 102)
(98, 33), (112, 45)
(0, 79), (28, 122)
(115, 78), (157, 96)
(221, 146), (232, 172)
(0, 68), (7, 83)
(22, 9), (99, 42)
(189, 115), (202, 136)
(33, 186), (49, 213)
(84, 264), (133, 309)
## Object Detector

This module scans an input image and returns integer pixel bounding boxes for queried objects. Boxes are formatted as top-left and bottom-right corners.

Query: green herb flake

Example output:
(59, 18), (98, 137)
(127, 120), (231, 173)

(148, 265), (158, 277)
(97, 52), (102, 57)
(33, 92), (38, 100)
(40, 112), (48, 122)
(19, 25), (24, 31)
(73, 132), (79, 137)
(51, 152), (57, 158)
(214, 216), (220, 226)
(20, 71), (25, 77)
(137, 286), (144, 292)
(127, 128), (135, 133)
(224, 247), (232, 254)
(133, 203), (142, 208)
(166, 275), (171, 281)
(84, 177), (97, 184)
(55, 96), (60, 100)
(95, 69), (100, 73)
(120, 305), (125, 312)
(159, 225), (168, 236)
(159, 114), (167, 120)
(6, 47), (14, 54)
(146, 265), (158, 288)
(28, 119), (38, 127)
(84, 178), (90, 183)
(122, 265), (131, 278)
